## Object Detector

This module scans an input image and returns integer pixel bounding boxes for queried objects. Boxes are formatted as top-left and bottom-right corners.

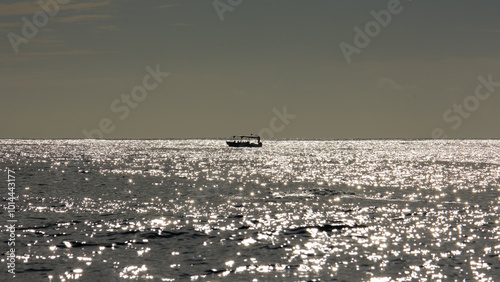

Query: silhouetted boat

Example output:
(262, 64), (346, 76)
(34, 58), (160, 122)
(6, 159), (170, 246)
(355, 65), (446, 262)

(226, 135), (262, 147)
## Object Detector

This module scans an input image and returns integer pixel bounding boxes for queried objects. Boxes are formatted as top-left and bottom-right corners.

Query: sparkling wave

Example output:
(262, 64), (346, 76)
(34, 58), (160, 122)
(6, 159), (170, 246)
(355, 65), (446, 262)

(1, 139), (499, 281)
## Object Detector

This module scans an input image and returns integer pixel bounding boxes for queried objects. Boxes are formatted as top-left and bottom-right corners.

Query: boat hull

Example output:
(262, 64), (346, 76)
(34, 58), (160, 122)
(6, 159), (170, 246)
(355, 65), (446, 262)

(226, 141), (262, 148)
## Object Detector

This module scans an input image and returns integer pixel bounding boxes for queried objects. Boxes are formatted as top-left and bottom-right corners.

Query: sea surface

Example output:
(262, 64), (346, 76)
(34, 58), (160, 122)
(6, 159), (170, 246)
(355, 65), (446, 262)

(1, 139), (500, 281)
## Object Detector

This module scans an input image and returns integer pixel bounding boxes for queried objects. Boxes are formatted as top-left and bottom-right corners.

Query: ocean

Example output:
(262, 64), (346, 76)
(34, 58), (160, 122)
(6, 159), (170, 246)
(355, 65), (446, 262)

(1, 139), (500, 281)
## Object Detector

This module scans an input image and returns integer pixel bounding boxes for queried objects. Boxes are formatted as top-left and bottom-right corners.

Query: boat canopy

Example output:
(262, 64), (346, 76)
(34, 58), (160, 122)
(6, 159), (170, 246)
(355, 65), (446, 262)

(231, 135), (260, 139)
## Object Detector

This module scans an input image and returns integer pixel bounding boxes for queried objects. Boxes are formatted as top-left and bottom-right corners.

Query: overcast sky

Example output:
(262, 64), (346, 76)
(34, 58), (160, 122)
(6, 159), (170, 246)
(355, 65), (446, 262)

(1, 0), (500, 139)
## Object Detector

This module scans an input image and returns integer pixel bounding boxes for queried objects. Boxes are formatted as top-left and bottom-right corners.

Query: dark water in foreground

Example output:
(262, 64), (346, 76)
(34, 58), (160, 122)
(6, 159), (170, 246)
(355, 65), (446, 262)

(1, 139), (500, 281)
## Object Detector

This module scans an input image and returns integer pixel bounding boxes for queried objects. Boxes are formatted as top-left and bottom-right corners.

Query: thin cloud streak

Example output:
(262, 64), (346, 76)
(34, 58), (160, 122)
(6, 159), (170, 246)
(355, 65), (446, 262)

(27, 50), (101, 56)
(0, 1), (112, 16)
(0, 22), (22, 32)
(28, 37), (65, 45)
(97, 25), (120, 31)
(0, 2), (39, 16)
(57, 14), (114, 23)
(0, 49), (102, 63)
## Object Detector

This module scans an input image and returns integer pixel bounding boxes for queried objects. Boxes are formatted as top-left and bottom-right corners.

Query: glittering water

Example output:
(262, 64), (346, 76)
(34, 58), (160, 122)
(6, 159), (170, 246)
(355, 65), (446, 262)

(1, 139), (500, 281)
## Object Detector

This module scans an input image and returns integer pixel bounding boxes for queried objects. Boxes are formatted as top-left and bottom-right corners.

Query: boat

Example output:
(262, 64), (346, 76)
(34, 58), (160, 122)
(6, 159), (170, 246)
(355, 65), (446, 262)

(226, 135), (262, 147)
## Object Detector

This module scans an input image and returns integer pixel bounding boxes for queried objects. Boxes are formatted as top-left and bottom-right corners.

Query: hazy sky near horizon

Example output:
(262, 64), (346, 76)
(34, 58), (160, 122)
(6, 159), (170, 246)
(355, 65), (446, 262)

(1, 0), (500, 139)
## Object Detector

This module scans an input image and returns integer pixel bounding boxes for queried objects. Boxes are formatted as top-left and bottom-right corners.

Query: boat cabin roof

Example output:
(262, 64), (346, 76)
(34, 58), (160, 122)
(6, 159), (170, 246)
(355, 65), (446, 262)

(231, 135), (260, 139)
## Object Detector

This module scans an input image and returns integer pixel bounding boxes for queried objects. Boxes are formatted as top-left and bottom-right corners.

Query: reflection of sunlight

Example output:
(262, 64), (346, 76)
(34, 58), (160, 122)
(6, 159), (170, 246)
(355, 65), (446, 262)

(240, 237), (257, 246)
(61, 269), (84, 280)
(119, 265), (152, 279)
(256, 265), (272, 273)
(370, 278), (391, 282)
(137, 247), (151, 256)
(9, 140), (500, 281)
(150, 218), (167, 226)
(235, 266), (247, 273)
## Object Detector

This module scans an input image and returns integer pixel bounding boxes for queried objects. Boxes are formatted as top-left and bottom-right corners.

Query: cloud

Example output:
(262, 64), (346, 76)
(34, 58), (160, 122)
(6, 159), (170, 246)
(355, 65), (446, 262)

(29, 37), (64, 45)
(0, 1), (113, 32)
(0, 22), (22, 32)
(378, 78), (402, 90)
(97, 25), (120, 31)
(0, 49), (101, 63)
(0, 1), (112, 16)
(29, 50), (101, 56)
(63, 1), (111, 11)
(57, 14), (113, 23)
(0, 2), (40, 16)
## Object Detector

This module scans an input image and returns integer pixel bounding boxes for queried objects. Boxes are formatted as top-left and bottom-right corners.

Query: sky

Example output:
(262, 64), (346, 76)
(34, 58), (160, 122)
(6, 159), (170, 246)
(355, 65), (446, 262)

(1, 0), (500, 139)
